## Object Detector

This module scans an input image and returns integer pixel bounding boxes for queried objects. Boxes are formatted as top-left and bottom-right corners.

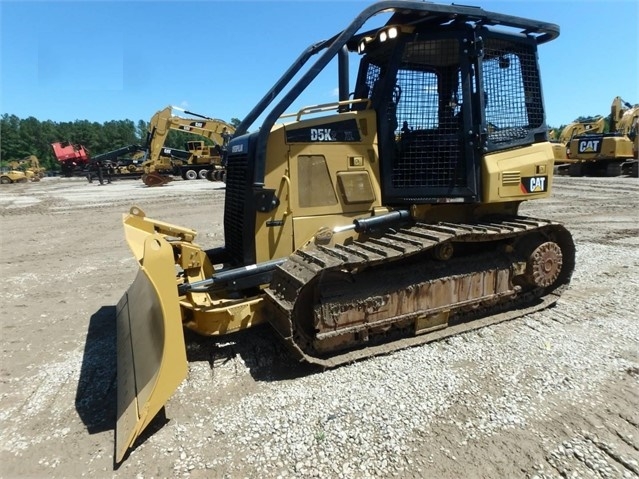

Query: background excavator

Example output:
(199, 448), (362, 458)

(115, 1), (575, 463)
(550, 117), (605, 163)
(561, 97), (638, 177)
(19, 155), (46, 180)
(139, 106), (235, 186)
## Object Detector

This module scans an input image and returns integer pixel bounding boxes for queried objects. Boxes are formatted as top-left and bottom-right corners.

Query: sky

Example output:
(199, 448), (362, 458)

(1, 0), (637, 130)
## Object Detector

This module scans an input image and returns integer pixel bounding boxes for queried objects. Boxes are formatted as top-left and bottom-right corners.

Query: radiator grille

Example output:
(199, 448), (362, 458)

(223, 152), (249, 266)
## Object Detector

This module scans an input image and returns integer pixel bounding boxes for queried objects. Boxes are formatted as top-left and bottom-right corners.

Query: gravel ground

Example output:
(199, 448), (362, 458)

(1, 175), (638, 479)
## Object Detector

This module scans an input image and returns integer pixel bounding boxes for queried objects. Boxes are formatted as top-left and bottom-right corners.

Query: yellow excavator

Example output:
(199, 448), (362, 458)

(139, 106), (235, 186)
(20, 155), (46, 180)
(564, 97), (638, 177)
(115, 1), (576, 463)
(551, 117), (605, 163)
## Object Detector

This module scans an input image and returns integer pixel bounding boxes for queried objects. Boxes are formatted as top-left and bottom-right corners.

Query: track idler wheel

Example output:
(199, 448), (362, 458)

(432, 242), (453, 261)
(525, 241), (563, 288)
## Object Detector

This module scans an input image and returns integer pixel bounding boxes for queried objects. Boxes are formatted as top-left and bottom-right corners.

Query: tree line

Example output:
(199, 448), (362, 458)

(3, 112), (604, 172)
(0, 114), (241, 172)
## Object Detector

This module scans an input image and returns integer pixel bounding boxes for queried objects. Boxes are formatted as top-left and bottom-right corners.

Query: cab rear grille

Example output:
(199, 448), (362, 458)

(502, 171), (521, 186)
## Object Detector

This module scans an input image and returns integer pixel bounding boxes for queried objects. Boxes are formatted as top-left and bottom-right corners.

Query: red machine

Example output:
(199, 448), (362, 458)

(51, 142), (90, 176)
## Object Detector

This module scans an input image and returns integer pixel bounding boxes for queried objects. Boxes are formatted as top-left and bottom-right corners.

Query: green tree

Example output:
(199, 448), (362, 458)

(0, 114), (22, 162)
(137, 120), (148, 143)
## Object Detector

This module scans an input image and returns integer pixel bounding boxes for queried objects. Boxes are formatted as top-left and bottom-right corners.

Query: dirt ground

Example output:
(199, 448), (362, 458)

(1, 175), (637, 479)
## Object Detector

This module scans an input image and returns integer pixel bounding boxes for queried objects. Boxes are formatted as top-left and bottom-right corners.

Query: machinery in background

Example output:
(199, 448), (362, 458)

(85, 144), (147, 183)
(115, 1), (575, 463)
(139, 106), (235, 186)
(559, 97), (638, 177)
(19, 155), (46, 180)
(2, 155), (46, 183)
(0, 165), (28, 184)
(51, 141), (146, 181)
(181, 140), (225, 180)
(550, 117), (605, 163)
(50, 108), (235, 186)
(51, 142), (90, 176)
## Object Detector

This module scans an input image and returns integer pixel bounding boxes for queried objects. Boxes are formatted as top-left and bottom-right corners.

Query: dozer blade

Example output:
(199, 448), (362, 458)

(115, 233), (187, 463)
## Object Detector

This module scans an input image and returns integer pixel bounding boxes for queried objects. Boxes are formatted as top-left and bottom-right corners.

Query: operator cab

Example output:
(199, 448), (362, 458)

(349, 20), (548, 204)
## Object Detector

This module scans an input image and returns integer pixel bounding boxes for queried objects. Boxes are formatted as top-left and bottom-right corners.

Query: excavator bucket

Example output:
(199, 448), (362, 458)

(115, 230), (187, 463)
(142, 172), (172, 187)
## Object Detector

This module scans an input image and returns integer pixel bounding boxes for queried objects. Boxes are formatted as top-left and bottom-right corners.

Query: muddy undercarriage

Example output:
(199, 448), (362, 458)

(265, 217), (575, 367)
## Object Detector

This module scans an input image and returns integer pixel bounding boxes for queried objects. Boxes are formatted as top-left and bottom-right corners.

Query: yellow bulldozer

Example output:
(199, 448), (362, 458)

(115, 1), (576, 463)
(0, 167), (28, 184)
(1, 156), (45, 183)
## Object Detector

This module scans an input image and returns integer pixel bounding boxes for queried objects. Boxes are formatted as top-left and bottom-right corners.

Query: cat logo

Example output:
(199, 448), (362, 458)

(577, 138), (602, 154)
(190, 121), (205, 128)
(520, 176), (548, 194)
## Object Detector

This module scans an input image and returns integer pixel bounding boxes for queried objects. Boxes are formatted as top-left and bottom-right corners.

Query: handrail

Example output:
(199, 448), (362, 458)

(279, 174), (292, 215)
(278, 99), (372, 121)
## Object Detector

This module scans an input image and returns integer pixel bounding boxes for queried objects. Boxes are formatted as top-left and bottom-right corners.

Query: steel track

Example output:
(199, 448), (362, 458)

(265, 216), (575, 368)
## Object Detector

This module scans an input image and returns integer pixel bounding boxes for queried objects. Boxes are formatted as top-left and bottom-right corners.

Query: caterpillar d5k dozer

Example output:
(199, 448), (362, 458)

(115, 1), (575, 463)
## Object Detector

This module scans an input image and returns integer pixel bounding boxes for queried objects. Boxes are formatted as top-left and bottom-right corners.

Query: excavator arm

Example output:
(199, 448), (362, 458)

(558, 117), (605, 144)
(613, 100), (639, 159)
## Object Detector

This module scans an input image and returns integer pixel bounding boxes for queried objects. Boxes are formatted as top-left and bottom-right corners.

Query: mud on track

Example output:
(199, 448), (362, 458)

(1, 176), (637, 478)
